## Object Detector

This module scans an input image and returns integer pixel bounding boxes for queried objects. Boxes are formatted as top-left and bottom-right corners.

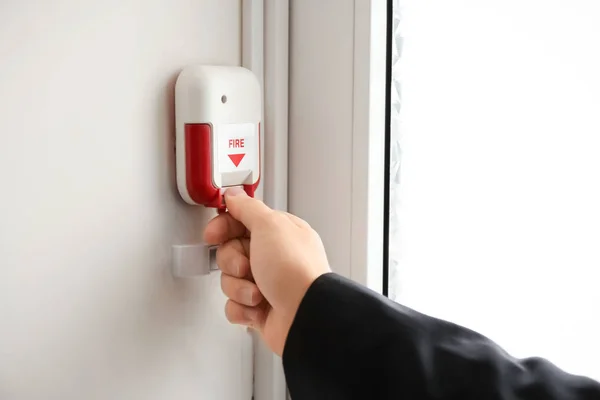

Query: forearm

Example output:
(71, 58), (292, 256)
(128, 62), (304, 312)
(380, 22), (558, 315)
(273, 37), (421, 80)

(282, 273), (600, 400)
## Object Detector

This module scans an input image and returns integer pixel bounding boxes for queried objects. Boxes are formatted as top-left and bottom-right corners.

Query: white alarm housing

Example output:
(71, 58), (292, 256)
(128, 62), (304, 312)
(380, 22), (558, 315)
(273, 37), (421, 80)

(175, 65), (261, 208)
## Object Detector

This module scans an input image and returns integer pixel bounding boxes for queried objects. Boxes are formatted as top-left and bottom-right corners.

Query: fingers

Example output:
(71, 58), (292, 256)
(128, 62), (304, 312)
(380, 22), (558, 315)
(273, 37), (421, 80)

(204, 213), (247, 245)
(224, 300), (266, 329)
(206, 189), (305, 242)
(283, 212), (311, 229)
(215, 238), (250, 277)
(221, 274), (263, 307)
(224, 187), (273, 232)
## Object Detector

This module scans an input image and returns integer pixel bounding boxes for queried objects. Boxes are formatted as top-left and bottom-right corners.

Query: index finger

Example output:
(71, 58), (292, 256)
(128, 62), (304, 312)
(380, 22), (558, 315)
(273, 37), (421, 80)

(224, 187), (273, 232)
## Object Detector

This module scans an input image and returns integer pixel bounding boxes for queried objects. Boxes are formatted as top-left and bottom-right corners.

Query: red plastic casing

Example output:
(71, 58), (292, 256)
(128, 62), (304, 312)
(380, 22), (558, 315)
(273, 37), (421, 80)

(184, 123), (260, 209)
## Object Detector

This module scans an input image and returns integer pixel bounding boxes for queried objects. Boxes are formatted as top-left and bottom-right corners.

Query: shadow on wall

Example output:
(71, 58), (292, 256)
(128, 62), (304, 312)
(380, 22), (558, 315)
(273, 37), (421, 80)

(166, 72), (179, 199)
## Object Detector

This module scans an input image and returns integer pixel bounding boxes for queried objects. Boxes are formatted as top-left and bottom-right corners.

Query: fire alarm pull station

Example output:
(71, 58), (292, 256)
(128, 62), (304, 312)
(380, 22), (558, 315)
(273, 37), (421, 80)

(172, 65), (261, 278)
(175, 65), (261, 210)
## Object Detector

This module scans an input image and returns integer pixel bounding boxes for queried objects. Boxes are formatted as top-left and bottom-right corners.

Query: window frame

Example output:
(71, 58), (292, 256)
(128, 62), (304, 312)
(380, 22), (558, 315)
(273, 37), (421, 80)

(287, 0), (389, 294)
(260, 1), (390, 397)
(248, 0), (288, 399)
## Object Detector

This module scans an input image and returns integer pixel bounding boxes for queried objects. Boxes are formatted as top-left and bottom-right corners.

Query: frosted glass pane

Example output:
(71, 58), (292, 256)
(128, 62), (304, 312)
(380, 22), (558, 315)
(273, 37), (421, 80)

(388, 0), (600, 381)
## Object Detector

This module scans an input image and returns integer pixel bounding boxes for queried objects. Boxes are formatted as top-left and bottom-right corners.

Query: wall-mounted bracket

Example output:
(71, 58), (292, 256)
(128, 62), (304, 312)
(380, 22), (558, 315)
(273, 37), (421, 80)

(172, 244), (219, 277)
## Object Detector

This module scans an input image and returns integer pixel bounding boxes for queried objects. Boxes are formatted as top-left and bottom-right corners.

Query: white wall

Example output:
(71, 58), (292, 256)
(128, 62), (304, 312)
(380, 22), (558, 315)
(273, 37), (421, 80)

(0, 1), (253, 398)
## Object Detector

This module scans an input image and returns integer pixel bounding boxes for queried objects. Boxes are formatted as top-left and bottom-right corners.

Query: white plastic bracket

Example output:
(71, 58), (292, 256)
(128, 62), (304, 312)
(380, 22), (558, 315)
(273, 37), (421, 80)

(171, 244), (219, 277)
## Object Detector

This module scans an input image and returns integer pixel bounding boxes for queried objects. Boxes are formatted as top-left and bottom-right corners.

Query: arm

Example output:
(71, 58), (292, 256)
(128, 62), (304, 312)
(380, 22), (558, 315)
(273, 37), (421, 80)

(283, 273), (600, 400)
(203, 191), (599, 400)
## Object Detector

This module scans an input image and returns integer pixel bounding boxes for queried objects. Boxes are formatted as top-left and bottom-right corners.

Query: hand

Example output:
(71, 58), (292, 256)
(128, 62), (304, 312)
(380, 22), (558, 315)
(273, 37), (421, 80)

(203, 187), (331, 356)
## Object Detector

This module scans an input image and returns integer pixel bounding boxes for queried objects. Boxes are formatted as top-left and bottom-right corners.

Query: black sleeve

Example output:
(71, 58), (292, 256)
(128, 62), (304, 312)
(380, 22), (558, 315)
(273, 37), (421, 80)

(282, 273), (600, 400)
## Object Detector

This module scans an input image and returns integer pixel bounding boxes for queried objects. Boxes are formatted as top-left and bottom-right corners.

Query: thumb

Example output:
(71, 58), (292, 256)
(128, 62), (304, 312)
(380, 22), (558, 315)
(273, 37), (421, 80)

(224, 187), (272, 231)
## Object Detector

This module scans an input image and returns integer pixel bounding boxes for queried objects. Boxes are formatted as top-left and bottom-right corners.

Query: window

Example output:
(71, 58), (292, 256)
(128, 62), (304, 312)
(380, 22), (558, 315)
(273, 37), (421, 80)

(388, 0), (600, 381)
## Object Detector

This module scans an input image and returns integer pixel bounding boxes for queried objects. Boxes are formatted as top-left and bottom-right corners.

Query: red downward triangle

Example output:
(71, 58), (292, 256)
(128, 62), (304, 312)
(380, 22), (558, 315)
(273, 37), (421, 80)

(228, 153), (246, 167)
